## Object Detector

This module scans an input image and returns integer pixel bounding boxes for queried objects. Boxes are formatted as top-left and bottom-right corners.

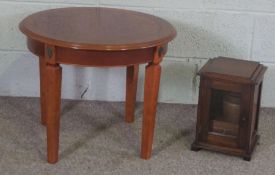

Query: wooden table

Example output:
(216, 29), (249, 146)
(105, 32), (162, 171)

(19, 7), (176, 163)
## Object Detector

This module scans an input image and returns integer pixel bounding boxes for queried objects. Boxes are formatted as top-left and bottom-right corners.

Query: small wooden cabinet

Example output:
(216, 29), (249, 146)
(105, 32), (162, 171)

(192, 57), (267, 161)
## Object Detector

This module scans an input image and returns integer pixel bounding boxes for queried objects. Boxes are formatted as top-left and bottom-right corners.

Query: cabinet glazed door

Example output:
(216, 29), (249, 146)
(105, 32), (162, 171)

(203, 79), (244, 148)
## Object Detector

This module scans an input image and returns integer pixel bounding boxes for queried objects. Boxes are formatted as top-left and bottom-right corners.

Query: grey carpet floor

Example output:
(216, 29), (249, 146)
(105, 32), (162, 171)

(0, 96), (274, 175)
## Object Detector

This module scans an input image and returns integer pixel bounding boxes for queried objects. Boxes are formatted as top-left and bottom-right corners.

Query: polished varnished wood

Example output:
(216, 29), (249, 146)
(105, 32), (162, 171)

(56, 47), (155, 67)
(19, 7), (176, 163)
(198, 57), (264, 84)
(141, 46), (164, 159)
(125, 65), (139, 123)
(27, 38), (156, 67)
(45, 63), (62, 164)
(20, 7), (176, 51)
(141, 63), (161, 159)
(192, 57), (267, 161)
(39, 57), (47, 125)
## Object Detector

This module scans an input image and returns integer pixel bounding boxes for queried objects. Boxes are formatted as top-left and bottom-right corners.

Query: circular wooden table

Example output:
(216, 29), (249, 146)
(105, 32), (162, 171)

(19, 7), (176, 164)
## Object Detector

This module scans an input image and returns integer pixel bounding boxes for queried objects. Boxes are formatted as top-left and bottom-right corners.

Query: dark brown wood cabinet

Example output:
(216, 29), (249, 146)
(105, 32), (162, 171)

(192, 57), (267, 161)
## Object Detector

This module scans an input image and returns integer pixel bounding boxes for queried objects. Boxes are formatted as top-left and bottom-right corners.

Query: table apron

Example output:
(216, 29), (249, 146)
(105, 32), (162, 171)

(56, 47), (154, 67)
(27, 38), (156, 67)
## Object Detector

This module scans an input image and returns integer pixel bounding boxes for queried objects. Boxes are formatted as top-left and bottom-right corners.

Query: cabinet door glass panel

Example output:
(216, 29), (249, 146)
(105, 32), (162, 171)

(209, 89), (240, 137)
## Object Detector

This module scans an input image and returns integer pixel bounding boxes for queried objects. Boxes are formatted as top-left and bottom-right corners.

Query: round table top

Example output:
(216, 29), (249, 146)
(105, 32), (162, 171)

(19, 7), (177, 51)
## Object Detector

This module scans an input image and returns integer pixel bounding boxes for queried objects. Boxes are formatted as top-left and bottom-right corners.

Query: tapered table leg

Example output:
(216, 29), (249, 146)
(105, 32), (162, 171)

(141, 62), (161, 159)
(125, 65), (139, 123)
(45, 63), (62, 164)
(39, 57), (47, 125)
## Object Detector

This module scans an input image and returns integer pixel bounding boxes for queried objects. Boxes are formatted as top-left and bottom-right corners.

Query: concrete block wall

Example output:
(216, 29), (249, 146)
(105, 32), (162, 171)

(0, 0), (274, 107)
